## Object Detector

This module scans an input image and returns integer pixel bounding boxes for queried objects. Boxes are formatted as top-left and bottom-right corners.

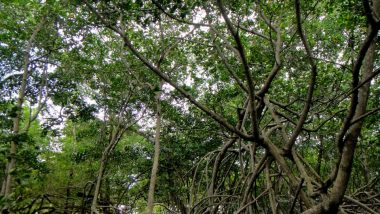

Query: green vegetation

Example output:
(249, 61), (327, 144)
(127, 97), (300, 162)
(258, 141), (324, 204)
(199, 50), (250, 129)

(0, 0), (379, 213)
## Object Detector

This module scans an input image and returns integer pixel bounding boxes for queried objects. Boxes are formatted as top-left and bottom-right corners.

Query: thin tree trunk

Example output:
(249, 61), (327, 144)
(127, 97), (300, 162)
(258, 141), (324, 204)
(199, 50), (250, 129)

(90, 82), (132, 214)
(146, 80), (163, 214)
(1, 16), (46, 197)
(91, 130), (119, 214)
(91, 154), (107, 214)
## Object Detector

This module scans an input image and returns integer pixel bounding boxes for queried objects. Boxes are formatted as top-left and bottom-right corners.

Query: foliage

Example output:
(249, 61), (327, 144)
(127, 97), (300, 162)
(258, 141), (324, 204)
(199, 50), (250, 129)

(0, 0), (379, 213)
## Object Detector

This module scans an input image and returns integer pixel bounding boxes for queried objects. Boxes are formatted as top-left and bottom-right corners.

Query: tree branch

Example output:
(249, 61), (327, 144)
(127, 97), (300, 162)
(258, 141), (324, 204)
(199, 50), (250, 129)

(284, 0), (317, 152)
(86, 1), (253, 141)
(343, 195), (378, 214)
(216, 0), (260, 141)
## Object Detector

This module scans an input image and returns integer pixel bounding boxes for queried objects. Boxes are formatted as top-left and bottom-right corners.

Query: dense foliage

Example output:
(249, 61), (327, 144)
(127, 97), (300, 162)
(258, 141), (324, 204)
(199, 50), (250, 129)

(0, 0), (379, 213)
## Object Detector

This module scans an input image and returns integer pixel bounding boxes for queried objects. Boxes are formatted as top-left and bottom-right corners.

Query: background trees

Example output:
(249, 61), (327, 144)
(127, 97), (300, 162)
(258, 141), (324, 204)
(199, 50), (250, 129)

(0, 0), (379, 213)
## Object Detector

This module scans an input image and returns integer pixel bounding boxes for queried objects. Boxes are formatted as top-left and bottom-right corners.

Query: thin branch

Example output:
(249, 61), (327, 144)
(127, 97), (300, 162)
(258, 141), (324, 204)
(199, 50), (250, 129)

(236, 188), (270, 214)
(208, 98), (249, 205)
(337, 67), (380, 104)
(256, 2), (277, 32)
(242, 153), (269, 205)
(343, 195), (378, 214)
(336, 26), (378, 148)
(262, 135), (312, 208)
(269, 99), (300, 116)
(257, 25), (282, 97)
(284, 0), (317, 152)
(152, 0), (209, 27)
(289, 178), (305, 214)
(350, 107), (380, 125)
(216, 0), (260, 141)
(211, 35), (248, 93)
(24, 65), (49, 132)
(85, 1), (252, 141)
(235, 23), (272, 42)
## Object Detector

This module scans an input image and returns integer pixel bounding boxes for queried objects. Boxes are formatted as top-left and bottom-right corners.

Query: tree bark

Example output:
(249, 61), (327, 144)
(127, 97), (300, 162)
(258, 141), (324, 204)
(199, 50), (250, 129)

(146, 80), (163, 214)
(91, 127), (121, 214)
(1, 16), (46, 197)
(302, 26), (376, 214)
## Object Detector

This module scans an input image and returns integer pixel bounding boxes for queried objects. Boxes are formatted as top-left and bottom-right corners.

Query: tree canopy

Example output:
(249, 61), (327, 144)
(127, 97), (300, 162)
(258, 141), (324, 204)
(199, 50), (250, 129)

(0, 0), (379, 213)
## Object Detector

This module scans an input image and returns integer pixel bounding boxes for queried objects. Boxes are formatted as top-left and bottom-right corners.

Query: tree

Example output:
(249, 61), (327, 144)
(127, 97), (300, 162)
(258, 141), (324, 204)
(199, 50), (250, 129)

(85, 0), (380, 213)
(0, 1), (61, 208)
(1, 0), (379, 213)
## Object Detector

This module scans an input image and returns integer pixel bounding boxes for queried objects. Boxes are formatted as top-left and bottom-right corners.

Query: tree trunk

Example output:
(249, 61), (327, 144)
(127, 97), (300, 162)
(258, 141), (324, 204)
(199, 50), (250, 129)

(91, 132), (118, 214)
(303, 26), (376, 214)
(146, 80), (163, 214)
(1, 16), (46, 197)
